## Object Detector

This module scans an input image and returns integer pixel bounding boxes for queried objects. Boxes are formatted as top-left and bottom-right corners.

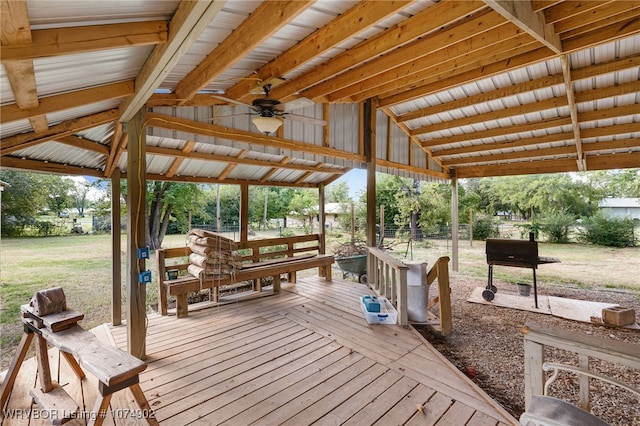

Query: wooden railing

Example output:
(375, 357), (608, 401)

(425, 256), (452, 336)
(367, 247), (409, 326)
(522, 321), (640, 412)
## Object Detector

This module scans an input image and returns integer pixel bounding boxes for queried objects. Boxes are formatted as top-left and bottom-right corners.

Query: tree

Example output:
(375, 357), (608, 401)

(326, 181), (352, 203)
(123, 180), (204, 249)
(288, 189), (319, 233)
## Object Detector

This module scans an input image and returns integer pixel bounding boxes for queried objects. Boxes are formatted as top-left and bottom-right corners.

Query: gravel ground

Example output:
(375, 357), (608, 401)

(416, 274), (640, 426)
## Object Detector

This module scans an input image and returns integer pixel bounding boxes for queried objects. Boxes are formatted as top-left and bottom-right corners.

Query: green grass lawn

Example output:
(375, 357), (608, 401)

(1, 232), (638, 371)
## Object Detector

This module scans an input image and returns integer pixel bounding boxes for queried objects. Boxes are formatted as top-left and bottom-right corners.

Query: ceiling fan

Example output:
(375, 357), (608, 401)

(209, 84), (326, 135)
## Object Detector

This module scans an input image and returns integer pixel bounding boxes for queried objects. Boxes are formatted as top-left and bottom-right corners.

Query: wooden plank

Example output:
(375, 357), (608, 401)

(280, 362), (389, 425)
(40, 326), (146, 387)
(435, 400), (476, 425)
(197, 347), (362, 425)
(260, 358), (378, 424)
(467, 410), (501, 426)
(314, 368), (405, 425)
(30, 384), (78, 423)
(343, 376), (419, 425)
(152, 339), (343, 422)
(372, 383), (436, 425)
(405, 391), (456, 426)
(1, 21), (167, 61)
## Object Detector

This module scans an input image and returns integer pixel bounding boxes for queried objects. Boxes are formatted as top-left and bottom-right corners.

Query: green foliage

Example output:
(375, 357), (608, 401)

(326, 181), (352, 203)
(539, 209), (575, 243)
(579, 213), (635, 247)
(472, 215), (499, 240)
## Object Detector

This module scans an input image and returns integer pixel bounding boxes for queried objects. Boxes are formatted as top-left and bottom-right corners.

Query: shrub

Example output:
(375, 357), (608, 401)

(473, 215), (499, 240)
(579, 213), (635, 247)
(539, 209), (574, 244)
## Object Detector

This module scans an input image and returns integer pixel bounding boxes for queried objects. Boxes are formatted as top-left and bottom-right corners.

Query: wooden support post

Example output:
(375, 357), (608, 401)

(364, 98), (377, 286)
(451, 172), (459, 272)
(364, 98), (377, 248)
(88, 393), (112, 426)
(125, 110), (147, 359)
(578, 354), (591, 411)
(318, 184), (326, 277)
(240, 182), (249, 242)
(111, 168), (122, 326)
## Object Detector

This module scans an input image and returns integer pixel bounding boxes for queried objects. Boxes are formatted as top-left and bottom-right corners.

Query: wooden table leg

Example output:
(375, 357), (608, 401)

(130, 383), (159, 426)
(61, 351), (86, 380)
(1, 332), (34, 409)
(88, 393), (112, 426)
(35, 335), (53, 393)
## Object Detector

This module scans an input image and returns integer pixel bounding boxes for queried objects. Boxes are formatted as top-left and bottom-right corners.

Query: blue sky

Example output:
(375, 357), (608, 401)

(329, 168), (367, 199)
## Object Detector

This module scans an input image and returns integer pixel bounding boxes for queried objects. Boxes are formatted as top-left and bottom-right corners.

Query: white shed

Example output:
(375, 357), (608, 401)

(598, 198), (640, 220)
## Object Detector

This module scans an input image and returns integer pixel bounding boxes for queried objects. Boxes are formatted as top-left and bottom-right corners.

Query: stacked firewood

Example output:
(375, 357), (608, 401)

(186, 229), (241, 284)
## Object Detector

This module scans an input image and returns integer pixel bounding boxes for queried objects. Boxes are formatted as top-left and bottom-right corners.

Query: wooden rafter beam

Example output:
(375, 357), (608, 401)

(351, 38), (541, 103)
(145, 145), (346, 175)
(173, 1), (312, 101)
(146, 93), (229, 107)
(1, 0), (44, 133)
(561, 55), (586, 171)
(104, 123), (124, 177)
(0, 21), (167, 61)
(483, 0), (562, 53)
(165, 141), (196, 178)
(379, 46), (551, 107)
(380, 106), (446, 173)
(433, 132), (573, 157)
(119, 1), (226, 122)
(454, 152), (640, 178)
(543, 0), (612, 25)
(411, 96), (568, 136)
(1, 110), (119, 156)
(303, 8), (506, 101)
(145, 112), (365, 162)
(555, 2), (640, 36)
(562, 15), (640, 52)
(144, 173), (321, 188)
(397, 74), (565, 123)
(325, 15), (525, 102)
(376, 159), (450, 181)
(57, 135), (110, 156)
(441, 146), (578, 166)
(432, 122), (639, 158)
(422, 117), (572, 148)
(271, 0), (486, 102)
(0, 156), (104, 177)
(2, 81), (134, 123)
(223, 0), (413, 103)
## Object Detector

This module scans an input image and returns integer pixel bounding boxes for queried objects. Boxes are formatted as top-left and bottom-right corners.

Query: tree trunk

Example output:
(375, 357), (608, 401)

(147, 181), (172, 250)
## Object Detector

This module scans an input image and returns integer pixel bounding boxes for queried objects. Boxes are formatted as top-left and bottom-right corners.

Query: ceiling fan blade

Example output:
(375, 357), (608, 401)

(210, 95), (252, 108)
(205, 113), (252, 121)
(282, 113), (327, 126)
(282, 97), (315, 112)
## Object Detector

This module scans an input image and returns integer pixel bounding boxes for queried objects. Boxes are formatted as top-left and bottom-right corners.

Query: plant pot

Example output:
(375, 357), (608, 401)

(517, 283), (531, 297)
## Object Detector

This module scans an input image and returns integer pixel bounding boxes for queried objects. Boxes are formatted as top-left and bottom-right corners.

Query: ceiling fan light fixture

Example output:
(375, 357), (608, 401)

(252, 116), (282, 135)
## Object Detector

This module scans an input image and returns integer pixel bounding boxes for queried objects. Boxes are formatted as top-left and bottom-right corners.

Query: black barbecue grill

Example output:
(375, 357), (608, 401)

(484, 235), (560, 308)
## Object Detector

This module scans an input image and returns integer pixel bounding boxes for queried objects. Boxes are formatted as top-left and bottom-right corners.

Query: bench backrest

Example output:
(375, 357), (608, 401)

(235, 234), (322, 264)
(157, 234), (324, 281)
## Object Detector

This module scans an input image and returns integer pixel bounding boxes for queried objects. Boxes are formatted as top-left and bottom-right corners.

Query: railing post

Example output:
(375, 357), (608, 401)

(578, 354), (591, 411)
(523, 336), (545, 410)
(398, 266), (408, 326)
(436, 257), (452, 336)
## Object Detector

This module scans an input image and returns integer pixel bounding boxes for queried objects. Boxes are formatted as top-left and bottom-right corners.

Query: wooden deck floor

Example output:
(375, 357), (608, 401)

(2, 277), (517, 425)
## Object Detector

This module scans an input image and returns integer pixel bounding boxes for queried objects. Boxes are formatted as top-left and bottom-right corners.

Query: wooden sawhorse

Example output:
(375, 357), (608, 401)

(1, 302), (158, 425)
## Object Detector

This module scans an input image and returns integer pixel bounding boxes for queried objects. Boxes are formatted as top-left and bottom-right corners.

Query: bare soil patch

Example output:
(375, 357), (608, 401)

(416, 273), (640, 426)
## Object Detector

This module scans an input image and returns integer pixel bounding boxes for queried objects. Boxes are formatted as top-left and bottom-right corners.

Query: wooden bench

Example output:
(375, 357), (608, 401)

(157, 234), (334, 318)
